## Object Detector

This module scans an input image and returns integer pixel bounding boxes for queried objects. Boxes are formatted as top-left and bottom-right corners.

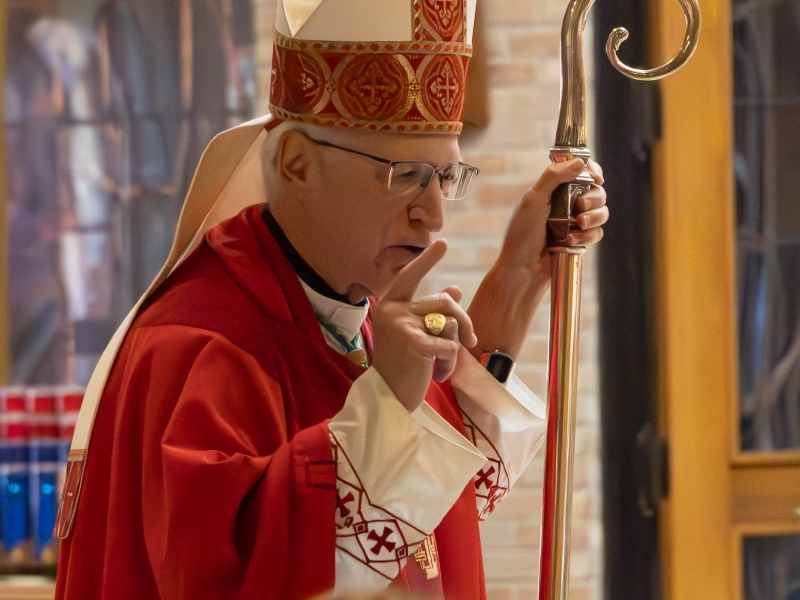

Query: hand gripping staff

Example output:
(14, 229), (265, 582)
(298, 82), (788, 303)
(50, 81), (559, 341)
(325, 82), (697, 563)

(539, 1), (700, 598)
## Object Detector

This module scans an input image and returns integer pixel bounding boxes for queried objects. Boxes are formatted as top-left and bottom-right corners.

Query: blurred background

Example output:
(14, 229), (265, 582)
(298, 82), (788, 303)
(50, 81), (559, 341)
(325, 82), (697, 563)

(0, 0), (798, 598)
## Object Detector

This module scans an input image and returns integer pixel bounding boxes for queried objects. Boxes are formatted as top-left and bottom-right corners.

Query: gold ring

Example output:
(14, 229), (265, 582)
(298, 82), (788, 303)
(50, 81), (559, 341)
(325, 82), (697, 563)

(424, 313), (447, 336)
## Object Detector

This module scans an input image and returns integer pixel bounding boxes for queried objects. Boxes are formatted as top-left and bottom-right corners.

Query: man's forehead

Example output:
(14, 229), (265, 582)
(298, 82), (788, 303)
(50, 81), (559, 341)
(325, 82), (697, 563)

(320, 127), (461, 163)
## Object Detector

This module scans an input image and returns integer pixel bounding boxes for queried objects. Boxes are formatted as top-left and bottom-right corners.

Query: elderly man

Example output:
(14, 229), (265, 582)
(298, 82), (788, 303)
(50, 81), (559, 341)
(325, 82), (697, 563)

(54, 1), (608, 599)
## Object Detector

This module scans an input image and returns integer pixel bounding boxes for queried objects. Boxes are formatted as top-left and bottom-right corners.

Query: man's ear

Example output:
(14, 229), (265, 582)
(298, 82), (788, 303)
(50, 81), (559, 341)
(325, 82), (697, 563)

(277, 129), (316, 189)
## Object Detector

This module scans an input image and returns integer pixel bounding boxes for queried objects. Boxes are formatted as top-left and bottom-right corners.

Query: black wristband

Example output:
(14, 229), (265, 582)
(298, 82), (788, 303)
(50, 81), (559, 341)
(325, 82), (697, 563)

(479, 351), (515, 384)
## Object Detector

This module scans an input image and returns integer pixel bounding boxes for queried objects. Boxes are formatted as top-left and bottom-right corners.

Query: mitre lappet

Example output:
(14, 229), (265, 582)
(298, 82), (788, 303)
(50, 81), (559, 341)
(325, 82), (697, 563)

(55, 0), (479, 539)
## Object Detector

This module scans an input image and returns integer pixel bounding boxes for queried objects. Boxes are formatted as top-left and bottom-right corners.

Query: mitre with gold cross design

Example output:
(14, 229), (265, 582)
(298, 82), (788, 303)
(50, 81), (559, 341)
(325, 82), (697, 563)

(269, 0), (478, 133)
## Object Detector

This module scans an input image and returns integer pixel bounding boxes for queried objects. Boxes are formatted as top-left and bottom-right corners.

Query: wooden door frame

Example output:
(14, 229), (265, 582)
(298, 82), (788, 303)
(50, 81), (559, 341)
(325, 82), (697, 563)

(652, 0), (800, 596)
(650, 0), (736, 597)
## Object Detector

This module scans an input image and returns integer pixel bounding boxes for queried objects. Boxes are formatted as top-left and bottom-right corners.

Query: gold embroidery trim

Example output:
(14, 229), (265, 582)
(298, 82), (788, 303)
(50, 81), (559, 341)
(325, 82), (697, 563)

(274, 31), (472, 57)
(413, 535), (440, 579)
(268, 104), (464, 134)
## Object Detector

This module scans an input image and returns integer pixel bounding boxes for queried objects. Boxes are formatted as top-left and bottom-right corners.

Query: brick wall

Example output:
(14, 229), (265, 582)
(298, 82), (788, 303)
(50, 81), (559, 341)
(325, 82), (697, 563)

(253, 2), (604, 599)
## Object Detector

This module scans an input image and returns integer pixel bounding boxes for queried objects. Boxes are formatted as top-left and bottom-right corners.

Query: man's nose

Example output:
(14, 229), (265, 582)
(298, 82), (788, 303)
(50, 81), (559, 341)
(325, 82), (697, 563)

(408, 181), (444, 232)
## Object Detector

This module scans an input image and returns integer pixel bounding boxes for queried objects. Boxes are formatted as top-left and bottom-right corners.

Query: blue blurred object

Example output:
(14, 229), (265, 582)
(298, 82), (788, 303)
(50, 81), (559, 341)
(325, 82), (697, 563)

(27, 388), (60, 562)
(0, 388), (31, 560)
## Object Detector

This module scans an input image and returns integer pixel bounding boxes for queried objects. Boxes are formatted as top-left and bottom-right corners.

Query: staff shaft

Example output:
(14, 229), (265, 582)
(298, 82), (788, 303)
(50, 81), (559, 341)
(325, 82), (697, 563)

(538, 248), (584, 600)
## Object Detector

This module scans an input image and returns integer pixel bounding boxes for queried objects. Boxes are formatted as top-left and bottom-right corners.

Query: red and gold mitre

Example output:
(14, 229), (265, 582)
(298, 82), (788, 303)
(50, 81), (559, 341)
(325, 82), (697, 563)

(269, 0), (477, 134)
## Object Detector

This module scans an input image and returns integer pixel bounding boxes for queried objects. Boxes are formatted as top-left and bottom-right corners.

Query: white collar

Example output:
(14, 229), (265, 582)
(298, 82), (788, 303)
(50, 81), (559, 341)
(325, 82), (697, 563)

(298, 278), (369, 343)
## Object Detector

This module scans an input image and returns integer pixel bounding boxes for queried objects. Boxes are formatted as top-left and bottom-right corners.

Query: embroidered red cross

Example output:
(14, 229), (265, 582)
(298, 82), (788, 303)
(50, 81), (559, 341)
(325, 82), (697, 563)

(475, 466), (496, 490)
(367, 526), (397, 554)
(336, 491), (355, 518)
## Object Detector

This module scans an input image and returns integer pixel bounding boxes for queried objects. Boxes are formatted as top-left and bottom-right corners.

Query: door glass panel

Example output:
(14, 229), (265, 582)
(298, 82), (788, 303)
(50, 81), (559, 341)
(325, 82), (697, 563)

(743, 534), (800, 600)
(734, 0), (800, 452)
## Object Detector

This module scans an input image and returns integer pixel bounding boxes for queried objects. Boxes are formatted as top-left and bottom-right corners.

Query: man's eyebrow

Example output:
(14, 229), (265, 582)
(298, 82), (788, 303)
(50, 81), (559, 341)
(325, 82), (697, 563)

(446, 156), (464, 167)
(436, 153), (462, 167)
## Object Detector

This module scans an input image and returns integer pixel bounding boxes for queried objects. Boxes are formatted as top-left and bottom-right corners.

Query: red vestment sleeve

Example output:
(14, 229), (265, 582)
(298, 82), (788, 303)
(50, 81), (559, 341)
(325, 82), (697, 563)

(57, 325), (337, 600)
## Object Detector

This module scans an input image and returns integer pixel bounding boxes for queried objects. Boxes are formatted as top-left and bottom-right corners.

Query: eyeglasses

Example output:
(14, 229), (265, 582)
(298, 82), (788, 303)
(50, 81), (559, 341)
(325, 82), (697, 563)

(305, 135), (479, 201)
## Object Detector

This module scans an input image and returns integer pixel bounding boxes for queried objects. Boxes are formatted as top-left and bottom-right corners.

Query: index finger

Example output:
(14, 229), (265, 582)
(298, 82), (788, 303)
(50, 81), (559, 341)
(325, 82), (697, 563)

(382, 239), (448, 302)
(532, 158), (586, 195)
(586, 159), (605, 185)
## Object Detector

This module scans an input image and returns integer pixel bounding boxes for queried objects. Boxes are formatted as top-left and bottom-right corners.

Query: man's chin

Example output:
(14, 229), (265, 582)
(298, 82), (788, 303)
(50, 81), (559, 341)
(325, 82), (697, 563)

(344, 282), (375, 304)
(346, 273), (398, 301)
(348, 256), (421, 301)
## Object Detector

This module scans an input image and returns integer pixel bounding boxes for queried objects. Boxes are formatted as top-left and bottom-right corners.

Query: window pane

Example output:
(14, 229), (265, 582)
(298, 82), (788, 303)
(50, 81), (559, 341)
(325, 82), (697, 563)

(743, 535), (800, 600)
(734, 0), (800, 451)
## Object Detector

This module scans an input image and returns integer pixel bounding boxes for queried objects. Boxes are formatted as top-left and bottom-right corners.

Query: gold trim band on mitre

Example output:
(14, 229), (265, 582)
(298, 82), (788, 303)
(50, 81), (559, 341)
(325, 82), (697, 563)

(274, 32), (473, 57)
(268, 105), (464, 134)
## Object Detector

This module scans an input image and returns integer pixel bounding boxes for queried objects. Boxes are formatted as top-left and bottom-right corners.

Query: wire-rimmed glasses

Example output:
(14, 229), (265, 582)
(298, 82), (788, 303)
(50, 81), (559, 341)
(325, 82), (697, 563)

(305, 136), (479, 201)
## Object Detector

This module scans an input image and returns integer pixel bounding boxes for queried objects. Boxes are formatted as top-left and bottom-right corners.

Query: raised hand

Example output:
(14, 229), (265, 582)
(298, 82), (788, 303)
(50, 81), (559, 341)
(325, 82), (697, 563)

(371, 239), (478, 413)
(500, 158), (607, 275)
(467, 158), (608, 361)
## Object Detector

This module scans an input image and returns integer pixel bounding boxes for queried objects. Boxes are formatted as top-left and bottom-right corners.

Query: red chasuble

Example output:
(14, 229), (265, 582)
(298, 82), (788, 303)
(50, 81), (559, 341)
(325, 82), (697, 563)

(55, 205), (487, 599)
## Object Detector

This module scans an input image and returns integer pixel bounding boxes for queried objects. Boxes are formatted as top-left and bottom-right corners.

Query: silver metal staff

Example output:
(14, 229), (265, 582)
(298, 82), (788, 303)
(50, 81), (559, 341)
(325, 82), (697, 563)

(539, 1), (701, 598)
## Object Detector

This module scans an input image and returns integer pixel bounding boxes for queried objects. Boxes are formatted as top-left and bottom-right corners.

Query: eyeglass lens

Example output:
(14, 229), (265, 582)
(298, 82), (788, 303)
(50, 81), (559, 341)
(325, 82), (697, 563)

(388, 163), (476, 200)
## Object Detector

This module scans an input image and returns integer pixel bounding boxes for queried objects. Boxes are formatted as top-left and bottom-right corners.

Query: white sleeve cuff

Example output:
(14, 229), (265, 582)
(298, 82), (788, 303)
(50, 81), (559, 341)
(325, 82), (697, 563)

(328, 367), (487, 593)
(449, 348), (547, 514)
(449, 347), (545, 433)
